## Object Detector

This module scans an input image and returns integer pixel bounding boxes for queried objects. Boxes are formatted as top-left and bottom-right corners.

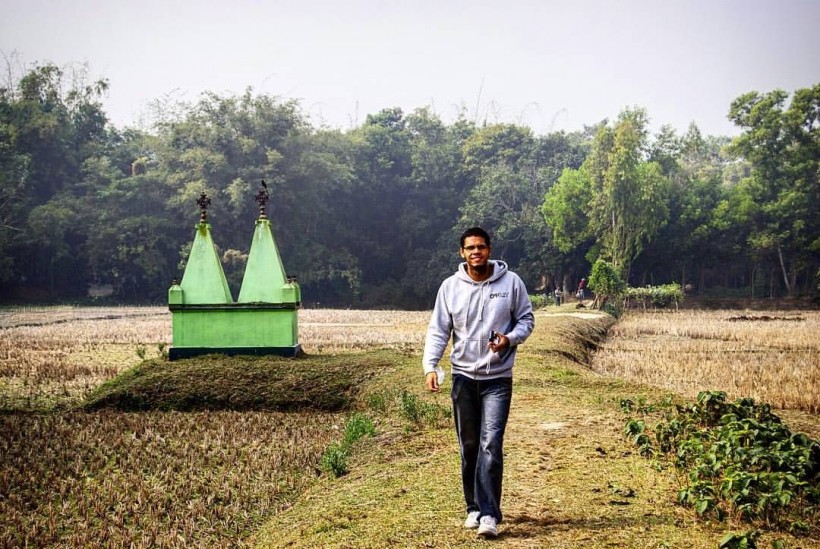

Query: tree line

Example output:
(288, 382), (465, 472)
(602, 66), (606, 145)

(1, 62), (817, 308)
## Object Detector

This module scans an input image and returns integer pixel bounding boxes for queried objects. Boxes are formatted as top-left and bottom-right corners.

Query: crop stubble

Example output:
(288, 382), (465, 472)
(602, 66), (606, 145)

(591, 309), (820, 413)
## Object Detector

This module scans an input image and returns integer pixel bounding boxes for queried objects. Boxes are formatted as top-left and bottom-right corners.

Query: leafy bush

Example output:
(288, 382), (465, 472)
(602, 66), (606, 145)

(625, 283), (683, 310)
(529, 293), (548, 309)
(343, 413), (375, 446)
(601, 301), (621, 318)
(588, 259), (626, 310)
(320, 442), (348, 477)
(367, 392), (388, 412)
(623, 391), (820, 533)
(719, 530), (761, 549)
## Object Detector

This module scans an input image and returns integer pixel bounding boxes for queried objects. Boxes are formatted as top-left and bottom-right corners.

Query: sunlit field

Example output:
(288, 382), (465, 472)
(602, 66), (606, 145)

(0, 306), (169, 410)
(591, 309), (820, 413)
(0, 306), (431, 547)
(1, 306), (818, 547)
(0, 409), (339, 547)
(2, 306), (817, 413)
(0, 306), (430, 410)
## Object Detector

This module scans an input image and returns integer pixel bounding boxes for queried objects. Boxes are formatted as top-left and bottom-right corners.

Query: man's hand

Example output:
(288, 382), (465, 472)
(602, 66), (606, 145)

(488, 333), (510, 353)
(425, 371), (440, 392)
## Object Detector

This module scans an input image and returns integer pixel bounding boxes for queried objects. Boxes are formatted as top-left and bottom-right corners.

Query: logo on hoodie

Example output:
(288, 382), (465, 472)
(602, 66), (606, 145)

(489, 292), (509, 299)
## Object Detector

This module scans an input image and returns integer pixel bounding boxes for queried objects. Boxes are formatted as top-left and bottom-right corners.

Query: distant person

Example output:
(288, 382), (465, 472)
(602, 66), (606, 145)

(554, 287), (562, 306)
(577, 277), (587, 301)
(422, 227), (535, 539)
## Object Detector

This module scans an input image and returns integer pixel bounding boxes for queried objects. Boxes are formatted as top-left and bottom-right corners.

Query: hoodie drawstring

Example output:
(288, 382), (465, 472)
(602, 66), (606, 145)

(476, 281), (492, 374)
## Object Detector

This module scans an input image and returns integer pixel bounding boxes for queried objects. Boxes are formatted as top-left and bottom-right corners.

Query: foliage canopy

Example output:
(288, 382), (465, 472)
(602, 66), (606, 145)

(1, 61), (817, 305)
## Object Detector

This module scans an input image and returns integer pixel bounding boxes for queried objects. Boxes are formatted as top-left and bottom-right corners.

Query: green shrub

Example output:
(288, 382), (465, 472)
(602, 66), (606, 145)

(588, 259), (626, 310)
(602, 301), (620, 318)
(367, 392), (388, 412)
(529, 293), (548, 309)
(343, 413), (375, 446)
(623, 391), (820, 532)
(719, 530), (760, 549)
(321, 413), (377, 478)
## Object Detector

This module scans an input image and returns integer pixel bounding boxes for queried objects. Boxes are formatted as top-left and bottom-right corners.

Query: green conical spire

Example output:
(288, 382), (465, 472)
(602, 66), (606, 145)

(178, 222), (234, 304)
(237, 218), (290, 303)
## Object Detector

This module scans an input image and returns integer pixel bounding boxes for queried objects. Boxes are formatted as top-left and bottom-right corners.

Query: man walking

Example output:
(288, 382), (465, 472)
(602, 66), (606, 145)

(423, 227), (535, 538)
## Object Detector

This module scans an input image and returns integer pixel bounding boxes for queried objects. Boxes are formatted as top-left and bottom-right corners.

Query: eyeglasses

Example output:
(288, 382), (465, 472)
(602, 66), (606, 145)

(462, 245), (488, 251)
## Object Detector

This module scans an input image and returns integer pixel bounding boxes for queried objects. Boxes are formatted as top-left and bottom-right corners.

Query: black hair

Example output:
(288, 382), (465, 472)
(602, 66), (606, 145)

(460, 227), (491, 248)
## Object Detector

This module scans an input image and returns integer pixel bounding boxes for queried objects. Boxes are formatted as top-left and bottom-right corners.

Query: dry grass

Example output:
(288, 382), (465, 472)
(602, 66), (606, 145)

(591, 309), (820, 413)
(0, 306), (433, 547)
(298, 309), (430, 354)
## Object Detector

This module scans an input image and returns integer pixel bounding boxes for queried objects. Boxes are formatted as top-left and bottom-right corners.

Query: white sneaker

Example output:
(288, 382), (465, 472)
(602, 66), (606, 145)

(477, 515), (498, 537)
(464, 511), (480, 529)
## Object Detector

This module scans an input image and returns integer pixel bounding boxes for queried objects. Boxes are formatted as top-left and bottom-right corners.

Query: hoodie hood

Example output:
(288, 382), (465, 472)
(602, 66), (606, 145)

(454, 259), (509, 284)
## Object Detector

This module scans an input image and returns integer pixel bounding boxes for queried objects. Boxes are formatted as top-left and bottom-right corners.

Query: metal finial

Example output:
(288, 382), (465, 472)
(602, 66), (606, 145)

(255, 180), (270, 218)
(196, 192), (211, 222)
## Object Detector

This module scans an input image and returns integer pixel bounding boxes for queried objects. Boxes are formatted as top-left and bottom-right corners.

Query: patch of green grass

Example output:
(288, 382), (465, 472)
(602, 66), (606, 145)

(343, 413), (376, 445)
(397, 389), (451, 428)
(550, 367), (580, 380)
(320, 442), (349, 477)
(320, 413), (377, 477)
(366, 391), (388, 412)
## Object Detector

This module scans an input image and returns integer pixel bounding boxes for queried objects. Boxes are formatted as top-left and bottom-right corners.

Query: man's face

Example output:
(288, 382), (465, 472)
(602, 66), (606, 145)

(460, 236), (491, 268)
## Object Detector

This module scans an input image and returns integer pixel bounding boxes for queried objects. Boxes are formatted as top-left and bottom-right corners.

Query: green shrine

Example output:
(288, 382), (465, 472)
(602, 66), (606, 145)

(168, 185), (301, 360)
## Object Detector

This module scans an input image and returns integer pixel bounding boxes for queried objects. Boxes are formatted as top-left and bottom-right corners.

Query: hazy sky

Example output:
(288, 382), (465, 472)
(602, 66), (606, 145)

(1, 0), (818, 136)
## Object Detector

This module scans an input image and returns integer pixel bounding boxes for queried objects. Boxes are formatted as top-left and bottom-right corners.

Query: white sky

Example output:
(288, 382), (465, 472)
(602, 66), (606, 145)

(1, 0), (818, 137)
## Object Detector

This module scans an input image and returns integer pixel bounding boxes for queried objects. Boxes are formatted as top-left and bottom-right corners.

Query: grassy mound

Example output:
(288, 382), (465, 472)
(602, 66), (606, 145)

(83, 350), (404, 412)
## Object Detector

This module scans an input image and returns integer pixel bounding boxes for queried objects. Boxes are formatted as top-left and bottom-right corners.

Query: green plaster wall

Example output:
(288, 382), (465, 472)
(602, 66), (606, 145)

(171, 307), (298, 348)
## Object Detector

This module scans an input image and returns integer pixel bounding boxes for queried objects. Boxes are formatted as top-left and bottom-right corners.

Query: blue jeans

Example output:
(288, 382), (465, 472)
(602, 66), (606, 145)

(451, 374), (512, 522)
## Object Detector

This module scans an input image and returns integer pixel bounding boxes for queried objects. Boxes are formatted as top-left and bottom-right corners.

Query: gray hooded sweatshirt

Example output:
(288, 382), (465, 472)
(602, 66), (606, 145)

(423, 260), (535, 381)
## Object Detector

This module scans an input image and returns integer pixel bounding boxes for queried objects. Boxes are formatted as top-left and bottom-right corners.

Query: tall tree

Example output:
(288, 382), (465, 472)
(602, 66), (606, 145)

(635, 124), (733, 290)
(589, 108), (670, 279)
(153, 90), (360, 302)
(400, 108), (473, 304)
(0, 62), (111, 298)
(346, 107), (414, 304)
(544, 109), (670, 282)
(727, 84), (820, 297)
